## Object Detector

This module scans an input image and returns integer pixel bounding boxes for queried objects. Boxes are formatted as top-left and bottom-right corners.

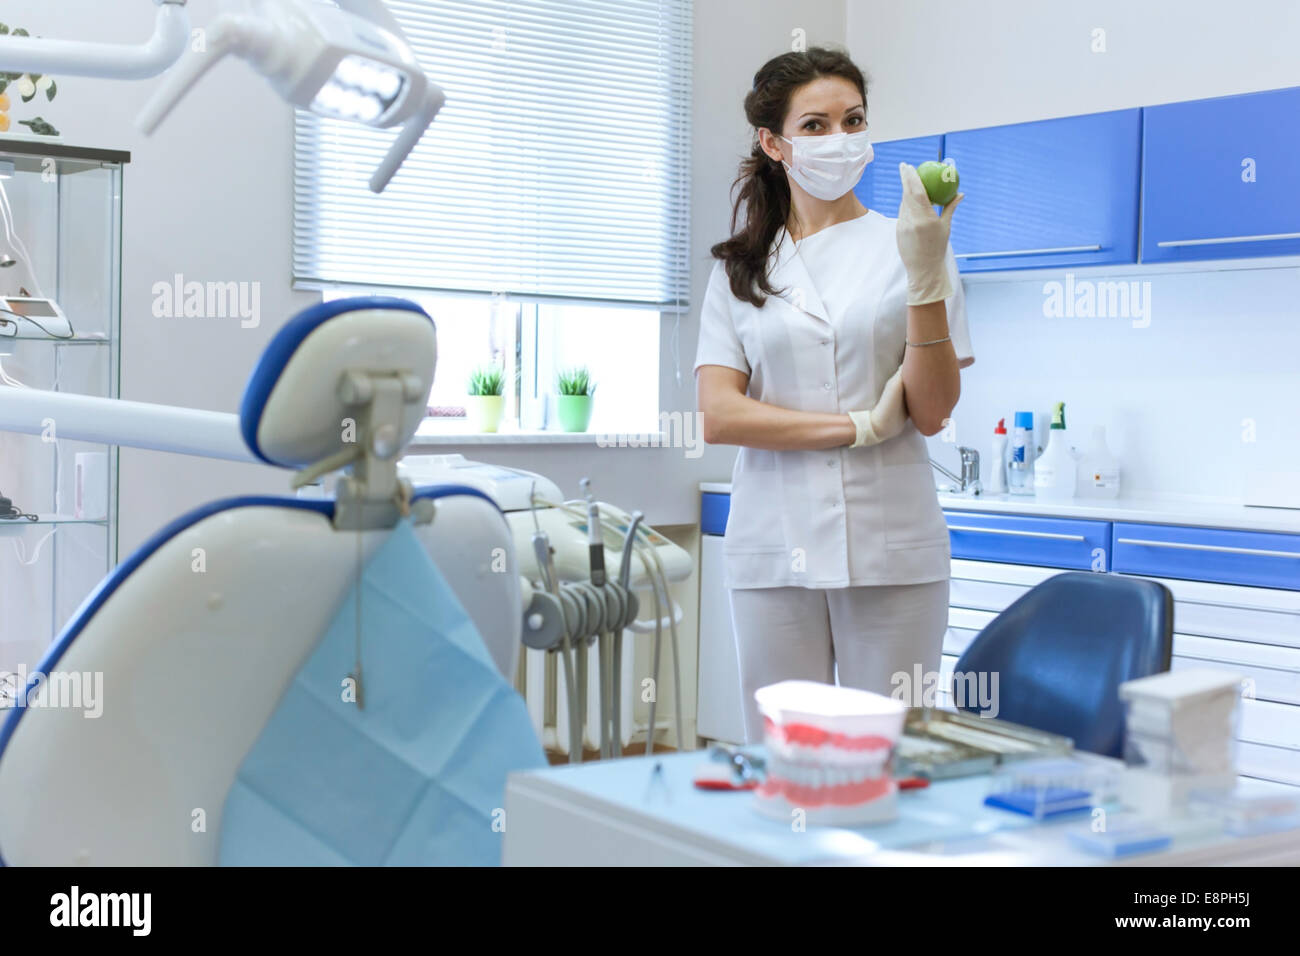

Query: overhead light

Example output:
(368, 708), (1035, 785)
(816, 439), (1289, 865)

(138, 0), (444, 192)
(0, 1), (439, 192)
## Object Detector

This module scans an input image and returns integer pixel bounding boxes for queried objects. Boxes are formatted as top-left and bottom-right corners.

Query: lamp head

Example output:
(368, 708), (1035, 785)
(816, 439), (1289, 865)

(139, 0), (444, 192)
(261, 0), (426, 128)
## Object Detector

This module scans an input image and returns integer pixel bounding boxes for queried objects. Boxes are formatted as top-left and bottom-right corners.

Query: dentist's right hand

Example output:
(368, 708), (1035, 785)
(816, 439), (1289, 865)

(895, 161), (962, 306)
(847, 366), (908, 447)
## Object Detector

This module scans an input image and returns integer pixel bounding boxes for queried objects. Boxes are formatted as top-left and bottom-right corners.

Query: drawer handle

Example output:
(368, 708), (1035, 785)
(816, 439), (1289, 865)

(954, 244), (1102, 260)
(1156, 231), (1300, 248)
(1117, 537), (1300, 559)
(948, 524), (1086, 542)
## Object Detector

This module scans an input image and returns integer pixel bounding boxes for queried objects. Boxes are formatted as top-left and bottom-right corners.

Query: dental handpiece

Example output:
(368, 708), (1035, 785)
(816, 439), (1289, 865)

(618, 511), (645, 589)
(586, 499), (606, 588)
(532, 531), (558, 596)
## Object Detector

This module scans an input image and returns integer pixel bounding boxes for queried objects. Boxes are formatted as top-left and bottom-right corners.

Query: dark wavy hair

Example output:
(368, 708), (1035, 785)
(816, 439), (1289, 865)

(710, 47), (868, 307)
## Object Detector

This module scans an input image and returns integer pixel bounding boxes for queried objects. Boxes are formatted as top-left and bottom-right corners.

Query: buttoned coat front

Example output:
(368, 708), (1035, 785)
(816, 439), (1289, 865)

(694, 210), (974, 590)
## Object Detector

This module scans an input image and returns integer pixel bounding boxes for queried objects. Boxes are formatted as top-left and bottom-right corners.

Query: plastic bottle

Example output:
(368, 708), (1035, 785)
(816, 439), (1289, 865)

(988, 418), (1008, 494)
(1033, 401), (1077, 501)
(1008, 411), (1035, 496)
(1076, 424), (1121, 499)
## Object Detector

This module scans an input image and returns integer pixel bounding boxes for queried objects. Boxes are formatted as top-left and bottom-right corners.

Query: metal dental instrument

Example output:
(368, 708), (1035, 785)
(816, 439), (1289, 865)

(580, 477), (607, 588)
(579, 477), (615, 757)
(530, 483), (581, 762)
(613, 511), (645, 758)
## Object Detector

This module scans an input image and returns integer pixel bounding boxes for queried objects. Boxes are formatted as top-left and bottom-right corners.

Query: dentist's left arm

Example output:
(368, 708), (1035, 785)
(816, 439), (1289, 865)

(895, 162), (968, 436)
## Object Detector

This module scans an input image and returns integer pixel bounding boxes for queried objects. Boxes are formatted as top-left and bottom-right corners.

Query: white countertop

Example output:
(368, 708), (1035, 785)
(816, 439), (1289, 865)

(699, 482), (1300, 534)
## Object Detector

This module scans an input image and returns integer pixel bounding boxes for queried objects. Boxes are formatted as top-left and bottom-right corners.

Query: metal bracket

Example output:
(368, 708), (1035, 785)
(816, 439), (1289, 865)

(327, 369), (426, 532)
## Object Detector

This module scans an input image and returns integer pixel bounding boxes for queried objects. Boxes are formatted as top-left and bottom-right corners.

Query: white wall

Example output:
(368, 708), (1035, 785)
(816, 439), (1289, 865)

(846, 0), (1300, 499)
(846, 0), (1300, 140)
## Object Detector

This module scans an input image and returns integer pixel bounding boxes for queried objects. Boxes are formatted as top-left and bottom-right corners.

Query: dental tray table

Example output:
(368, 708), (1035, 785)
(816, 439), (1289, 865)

(895, 708), (1075, 780)
(503, 752), (1300, 866)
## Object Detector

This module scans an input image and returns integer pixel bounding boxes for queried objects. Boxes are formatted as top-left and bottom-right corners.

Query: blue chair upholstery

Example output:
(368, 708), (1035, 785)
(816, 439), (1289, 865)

(953, 571), (1173, 757)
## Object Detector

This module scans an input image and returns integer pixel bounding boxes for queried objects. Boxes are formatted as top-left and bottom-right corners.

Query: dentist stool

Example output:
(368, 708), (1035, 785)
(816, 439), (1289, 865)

(954, 570), (1173, 757)
(0, 296), (541, 865)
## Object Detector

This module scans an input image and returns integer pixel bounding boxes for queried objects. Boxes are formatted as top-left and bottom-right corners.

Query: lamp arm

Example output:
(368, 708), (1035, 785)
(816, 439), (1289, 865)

(333, 0), (444, 193)
(0, 388), (255, 463)
(0, 1), (191, 81)
(332, 0), (407, 41)
(137, 16), (248, 135)
(369, 81), (445, 193)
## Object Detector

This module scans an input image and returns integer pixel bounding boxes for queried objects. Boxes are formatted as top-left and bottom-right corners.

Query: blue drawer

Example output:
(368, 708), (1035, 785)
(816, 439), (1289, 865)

(701, 492), (730, 536)
(945, 511), (1111, 570)
(1112, 522), (1300, 591)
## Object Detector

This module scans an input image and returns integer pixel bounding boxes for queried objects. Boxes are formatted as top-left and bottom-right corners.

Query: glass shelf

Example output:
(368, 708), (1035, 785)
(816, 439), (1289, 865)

(0, 515), (110, 537)
(0, 334), (110, 346)
(0, 137), (125, 677)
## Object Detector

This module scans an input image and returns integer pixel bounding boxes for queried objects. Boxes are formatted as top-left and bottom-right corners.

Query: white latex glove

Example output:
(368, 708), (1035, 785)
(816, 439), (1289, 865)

(896, 162), (962, 306)
(847, 366), (908, 447)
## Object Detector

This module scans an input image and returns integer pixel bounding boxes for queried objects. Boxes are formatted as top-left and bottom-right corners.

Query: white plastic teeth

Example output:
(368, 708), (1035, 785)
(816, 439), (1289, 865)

(766, 752), (890, 791)
(767, 738), (893, 769)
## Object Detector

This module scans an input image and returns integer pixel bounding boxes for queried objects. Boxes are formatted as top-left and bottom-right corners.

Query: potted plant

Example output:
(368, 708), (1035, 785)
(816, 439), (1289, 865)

(555, 366), (596, 432)
(466, 363), (506, 432)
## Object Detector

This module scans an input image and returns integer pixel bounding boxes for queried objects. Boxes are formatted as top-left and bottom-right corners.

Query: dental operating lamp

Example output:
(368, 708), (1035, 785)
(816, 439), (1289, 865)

(0, 0), (443, 192)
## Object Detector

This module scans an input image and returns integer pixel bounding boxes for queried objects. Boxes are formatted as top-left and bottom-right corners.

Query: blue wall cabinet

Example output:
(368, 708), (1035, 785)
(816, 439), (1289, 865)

(854, 135), (942, 218)
(1141, 87), (1300, 263)
(943, 109), (1142, 272)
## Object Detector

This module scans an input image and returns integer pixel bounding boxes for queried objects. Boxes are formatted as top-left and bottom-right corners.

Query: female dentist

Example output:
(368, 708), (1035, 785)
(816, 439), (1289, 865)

(695, 47), (974, 742)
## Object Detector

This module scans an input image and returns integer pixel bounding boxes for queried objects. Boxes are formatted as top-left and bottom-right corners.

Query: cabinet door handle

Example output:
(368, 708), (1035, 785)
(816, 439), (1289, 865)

(1156, 232), (1300, 248)
(948, 524), (1086, 542)
(953, 244), (1102, 260)
(1116, 537), (1300, 559)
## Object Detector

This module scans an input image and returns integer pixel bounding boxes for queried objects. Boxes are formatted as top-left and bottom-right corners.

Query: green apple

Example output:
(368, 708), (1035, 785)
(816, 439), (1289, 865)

(917, 160), (959, 205)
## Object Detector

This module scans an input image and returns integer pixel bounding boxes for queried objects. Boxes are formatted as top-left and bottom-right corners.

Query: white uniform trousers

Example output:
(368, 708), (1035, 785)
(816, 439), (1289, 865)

(726, 579), (949, 743)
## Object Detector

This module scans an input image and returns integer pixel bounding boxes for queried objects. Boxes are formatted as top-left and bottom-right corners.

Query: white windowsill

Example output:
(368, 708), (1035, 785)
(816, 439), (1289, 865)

(411, 422), (670, 447)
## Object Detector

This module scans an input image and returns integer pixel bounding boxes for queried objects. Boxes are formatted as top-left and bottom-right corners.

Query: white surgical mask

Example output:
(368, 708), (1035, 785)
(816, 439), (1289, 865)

(778, 130), (874, 200)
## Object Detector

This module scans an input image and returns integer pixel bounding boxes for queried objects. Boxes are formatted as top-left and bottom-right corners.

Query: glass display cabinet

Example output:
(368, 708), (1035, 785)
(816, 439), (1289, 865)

(0, 138), (126, 682)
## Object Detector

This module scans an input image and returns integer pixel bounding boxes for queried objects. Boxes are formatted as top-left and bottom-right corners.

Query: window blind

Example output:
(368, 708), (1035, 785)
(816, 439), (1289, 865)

(293, 0), (693, 310)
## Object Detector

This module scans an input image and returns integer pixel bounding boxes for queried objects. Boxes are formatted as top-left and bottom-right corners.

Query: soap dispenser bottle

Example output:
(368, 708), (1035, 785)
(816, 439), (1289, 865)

(1033, 402), (1077, 501)
(1077, 424), (1121, 499)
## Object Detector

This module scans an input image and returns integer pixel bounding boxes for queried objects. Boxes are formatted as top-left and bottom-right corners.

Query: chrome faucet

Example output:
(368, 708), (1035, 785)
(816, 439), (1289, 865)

(932, 445), (981, 496)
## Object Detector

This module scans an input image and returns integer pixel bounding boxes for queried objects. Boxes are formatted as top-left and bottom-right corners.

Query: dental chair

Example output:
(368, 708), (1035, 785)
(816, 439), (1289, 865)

(0, 296), (543, 866)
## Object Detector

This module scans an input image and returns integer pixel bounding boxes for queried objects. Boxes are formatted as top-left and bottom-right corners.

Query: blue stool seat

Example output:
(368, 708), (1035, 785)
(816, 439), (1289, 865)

(954, 571), (1173, 756)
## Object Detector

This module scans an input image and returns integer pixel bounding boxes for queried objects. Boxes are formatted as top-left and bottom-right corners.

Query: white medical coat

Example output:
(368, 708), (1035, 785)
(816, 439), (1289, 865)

(694, 209), (974, 590)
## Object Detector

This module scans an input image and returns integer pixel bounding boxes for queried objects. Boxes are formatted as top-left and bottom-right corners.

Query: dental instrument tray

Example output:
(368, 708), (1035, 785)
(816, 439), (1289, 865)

(894, 708), (1074, 780)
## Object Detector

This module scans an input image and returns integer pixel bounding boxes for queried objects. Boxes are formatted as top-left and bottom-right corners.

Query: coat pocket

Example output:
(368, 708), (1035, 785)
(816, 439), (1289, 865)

(881, 462), (950, 550)
(722, 468), (788, 556)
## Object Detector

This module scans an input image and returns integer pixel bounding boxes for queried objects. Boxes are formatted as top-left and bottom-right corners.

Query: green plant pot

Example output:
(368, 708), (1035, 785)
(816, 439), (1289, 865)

(465, 394), (505, 433)
(555, 394), (593, 432)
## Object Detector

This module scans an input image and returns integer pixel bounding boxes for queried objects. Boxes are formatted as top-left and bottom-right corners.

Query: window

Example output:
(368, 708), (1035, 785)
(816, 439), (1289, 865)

(323, 288), (661, 434)
(297, 1), (691, 433)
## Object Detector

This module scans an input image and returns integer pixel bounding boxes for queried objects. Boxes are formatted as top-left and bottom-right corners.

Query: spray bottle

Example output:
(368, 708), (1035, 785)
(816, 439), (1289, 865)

(1033, 402), (1077, 501)
(988, 418), (1008, 494)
